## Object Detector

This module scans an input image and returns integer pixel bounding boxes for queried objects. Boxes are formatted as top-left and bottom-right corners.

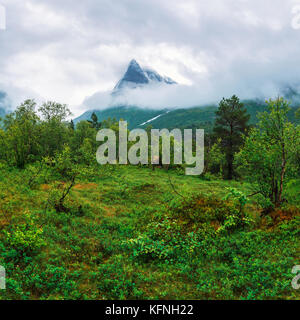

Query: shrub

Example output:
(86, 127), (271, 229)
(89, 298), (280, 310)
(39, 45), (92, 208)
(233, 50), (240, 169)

(3, 211), (45, 254)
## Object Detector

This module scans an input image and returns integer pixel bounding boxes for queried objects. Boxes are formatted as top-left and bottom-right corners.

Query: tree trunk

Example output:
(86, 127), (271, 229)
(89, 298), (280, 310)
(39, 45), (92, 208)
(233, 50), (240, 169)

(227, 124), (234, 180)
(227, 152), (233, 180)
(278, 143), (286, 206)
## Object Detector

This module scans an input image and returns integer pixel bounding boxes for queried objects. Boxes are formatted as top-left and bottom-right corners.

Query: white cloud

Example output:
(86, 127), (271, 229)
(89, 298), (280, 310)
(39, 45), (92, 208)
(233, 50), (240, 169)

(0, 0), (299, 116)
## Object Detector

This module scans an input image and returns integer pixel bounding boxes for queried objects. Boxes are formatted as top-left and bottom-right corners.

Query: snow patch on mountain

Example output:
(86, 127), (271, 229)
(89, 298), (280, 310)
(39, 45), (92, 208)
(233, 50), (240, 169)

(139, 111), (170, 126)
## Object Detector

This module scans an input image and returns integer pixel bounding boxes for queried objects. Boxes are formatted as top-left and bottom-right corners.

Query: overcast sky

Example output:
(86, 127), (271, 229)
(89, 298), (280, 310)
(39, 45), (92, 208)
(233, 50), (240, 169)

(1, 0), (300, 115)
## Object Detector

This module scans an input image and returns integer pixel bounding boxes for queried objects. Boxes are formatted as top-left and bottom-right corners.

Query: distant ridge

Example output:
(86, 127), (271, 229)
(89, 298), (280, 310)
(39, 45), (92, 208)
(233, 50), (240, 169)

(74, 100), (299, 131)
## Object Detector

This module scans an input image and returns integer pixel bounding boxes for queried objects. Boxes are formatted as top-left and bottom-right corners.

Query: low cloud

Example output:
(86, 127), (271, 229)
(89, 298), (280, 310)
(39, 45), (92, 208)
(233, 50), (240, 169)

(1, 0), (300, 116)
(82, 69), (292, 112)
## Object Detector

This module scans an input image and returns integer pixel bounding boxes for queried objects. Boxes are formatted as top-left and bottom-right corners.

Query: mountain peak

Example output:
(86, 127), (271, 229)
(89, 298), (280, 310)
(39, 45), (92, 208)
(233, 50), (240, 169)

(113, 59), (177, 93)
(128, 59), (140, 68)
(122, 59), (149, 86)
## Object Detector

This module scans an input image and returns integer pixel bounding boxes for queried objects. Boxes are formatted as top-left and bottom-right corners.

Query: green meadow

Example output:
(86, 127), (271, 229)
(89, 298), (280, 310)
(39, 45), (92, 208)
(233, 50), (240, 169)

(0, 97), (299, 300)
(0, 165), (299, 300)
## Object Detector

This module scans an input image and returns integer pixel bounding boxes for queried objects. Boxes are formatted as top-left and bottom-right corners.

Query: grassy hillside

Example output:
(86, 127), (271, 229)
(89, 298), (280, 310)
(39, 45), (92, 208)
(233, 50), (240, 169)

(75, 100), (299, 131)
(0, 164), (299, 300)
(74, 106), (166, 129)
(143, 101), (299, 130)
(143, 105), (217, 131)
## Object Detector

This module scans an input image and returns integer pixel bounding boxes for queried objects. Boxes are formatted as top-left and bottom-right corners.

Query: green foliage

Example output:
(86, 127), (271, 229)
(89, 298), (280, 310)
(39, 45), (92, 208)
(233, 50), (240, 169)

(87, 112), (101, 130)
(205, 138), (226, 176)
(296, 107), (300, 120)
(217, 188), (253, 233)
(43, 146), (97, 213)
(38, 101), (71, 122)
(0, 165), (298, 300)
(77, 103), (299, 132)
(124, 194), (255, 264)
(76, 106), (164, 130)
(223, 187), (248, 213)
(236, 97), (300, 209)
(3, 211), (45, 254)
(170, 195), (236, 224)
(95, 255), (141, 299)
(194, 220), (299, 299)
(1, 100), (41, 168)
(0, 96), (299, 300)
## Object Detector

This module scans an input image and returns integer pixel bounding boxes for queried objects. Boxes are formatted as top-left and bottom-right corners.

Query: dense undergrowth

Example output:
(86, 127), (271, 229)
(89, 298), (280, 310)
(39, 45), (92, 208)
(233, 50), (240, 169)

(0, 164), (299, 300)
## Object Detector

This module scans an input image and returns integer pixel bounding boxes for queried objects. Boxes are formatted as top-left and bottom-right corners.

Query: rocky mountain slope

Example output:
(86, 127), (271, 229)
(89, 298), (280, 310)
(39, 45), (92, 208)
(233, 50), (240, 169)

(112, 59), (176, 94)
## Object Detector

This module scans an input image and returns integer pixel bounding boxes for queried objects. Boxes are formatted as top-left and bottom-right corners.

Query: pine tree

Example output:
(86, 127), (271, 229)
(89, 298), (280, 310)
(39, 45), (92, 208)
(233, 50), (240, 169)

(70, 119), (75, 130)
(213, 95), (250, 179)
(88, 112), (101, 130)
